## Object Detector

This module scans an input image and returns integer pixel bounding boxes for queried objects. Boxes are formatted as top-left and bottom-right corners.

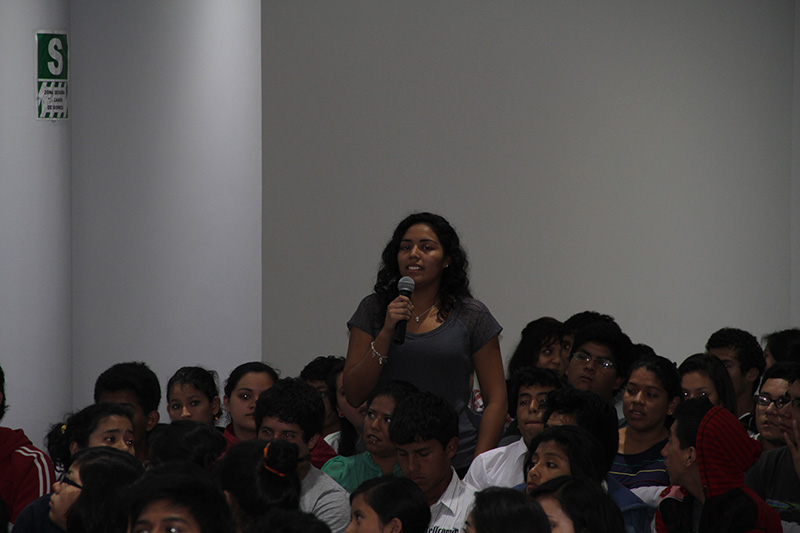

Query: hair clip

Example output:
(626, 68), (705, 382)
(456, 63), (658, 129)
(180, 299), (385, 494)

(262, 442), (287, 477)
(61, 424), (67, 435)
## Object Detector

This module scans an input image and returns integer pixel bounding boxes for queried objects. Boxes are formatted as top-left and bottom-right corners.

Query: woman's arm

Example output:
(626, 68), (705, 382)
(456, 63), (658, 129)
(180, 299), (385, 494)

(343, 295), (412, 407)
(472, 335), (508, 457)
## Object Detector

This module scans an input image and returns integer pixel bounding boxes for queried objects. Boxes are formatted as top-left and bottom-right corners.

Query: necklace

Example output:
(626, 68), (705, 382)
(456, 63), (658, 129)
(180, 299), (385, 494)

(412, 301), (438, 323)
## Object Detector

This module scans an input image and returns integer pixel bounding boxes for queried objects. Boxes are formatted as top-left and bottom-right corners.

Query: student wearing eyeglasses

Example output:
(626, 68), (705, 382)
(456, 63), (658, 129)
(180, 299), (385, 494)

(753, 362), (796, 451)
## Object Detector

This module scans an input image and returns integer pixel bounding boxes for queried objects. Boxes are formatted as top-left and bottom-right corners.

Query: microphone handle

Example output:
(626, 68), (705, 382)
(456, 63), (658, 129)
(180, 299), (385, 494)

(392, 288), (413, 345)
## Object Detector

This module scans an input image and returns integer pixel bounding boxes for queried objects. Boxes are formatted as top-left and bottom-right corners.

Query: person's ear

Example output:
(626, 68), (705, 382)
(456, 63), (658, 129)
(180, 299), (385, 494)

(308, 433), (320, 451)
(685, 445), (697, 467)
(667, 396), (681, 416)
(145, 410), (160, 432)
(69, 441), (79, 455)
(384, 517), (402, 533)
(445, 437), (458, 460)
(212, 396), (222, 419)
(222, 396), (231, 415)
(614, 375), (625, 392)
(745, 367), (759, 385)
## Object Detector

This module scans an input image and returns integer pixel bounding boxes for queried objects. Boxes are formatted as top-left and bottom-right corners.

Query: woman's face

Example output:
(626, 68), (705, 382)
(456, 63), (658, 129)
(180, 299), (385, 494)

(167, 383), (220, 425)
(86, 415), (135, 455)
(536, 338), (566, 373)
(396, 224), (448, 291)
(131, 499), (201, 533)
(681, 371), (720, 405)
(223, 371), (275, 438)
(336, 371), (366, 432)
(345, 493), (388, 533)
(364, 395), (395, 458)
(526, 441), (571, 494)
(49, 464), (82, 530)
(536, 495), (575, 533)
(623, 368), (679, 433)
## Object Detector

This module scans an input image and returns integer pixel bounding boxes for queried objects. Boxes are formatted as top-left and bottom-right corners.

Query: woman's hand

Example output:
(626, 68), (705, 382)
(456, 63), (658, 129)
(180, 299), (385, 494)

(381, 295), (413, 333)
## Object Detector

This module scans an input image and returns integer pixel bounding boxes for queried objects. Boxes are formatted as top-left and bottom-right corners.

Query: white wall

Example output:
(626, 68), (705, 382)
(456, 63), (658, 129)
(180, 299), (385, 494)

(0, 0), (72, 448)
(70, 1), (263, 415)
(263, 1), (797, 375)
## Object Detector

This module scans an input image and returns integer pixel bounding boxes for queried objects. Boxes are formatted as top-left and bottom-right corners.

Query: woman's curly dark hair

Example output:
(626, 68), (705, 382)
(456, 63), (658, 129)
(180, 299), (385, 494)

(374, 212), (471, 321)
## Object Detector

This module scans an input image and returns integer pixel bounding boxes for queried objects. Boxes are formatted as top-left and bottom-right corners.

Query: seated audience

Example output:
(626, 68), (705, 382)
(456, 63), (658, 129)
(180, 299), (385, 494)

(222, 362), (279, 447)
(325, 361), (365, 457)
(323, 381), (418, 492)
(611, 355), (681, 491)
(507, 317), (566, 375)
(524, 425), (608, 493)
(679, 353), (737, 415)
(752, 362), (799, 451)
(0, 364), (56, 523)
(389, 392), (476, 533)
(745, 363), (800, 526)
(530, 476), (627, 533)
(93, 361), (161, 463)
(166, 366), (222, 426)
(705, 327), (765, 429)
(464, 487), (549, 533)
(762, 328), (800, 368)
(255, 378), (350, 533)
(217, 439), (301, 531)
(657, 397), (780, 532)
(128, 463), (236, 533)
(465, 367), (567, 489)
(147, 419), (226, 469)
(50, 447), (144, 533)
(346, 476), (430, 533)
(301, 356), (346, 440)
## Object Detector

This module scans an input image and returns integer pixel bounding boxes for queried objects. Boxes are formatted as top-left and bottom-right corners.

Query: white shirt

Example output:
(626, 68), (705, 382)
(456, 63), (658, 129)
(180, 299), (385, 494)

(428, 468), (477, 533)
(463, 438), (528, 489)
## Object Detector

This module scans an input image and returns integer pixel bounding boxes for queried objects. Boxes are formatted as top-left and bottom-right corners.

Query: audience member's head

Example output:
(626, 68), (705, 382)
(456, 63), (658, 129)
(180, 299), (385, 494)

(300, 355), (345, 436)
(560, 311), (616, 357)
(50, 446), (144, 533)
(524, 425), (608, 494)
(762, 328), (800, 368)
(529, 476), (626, 533)
(223, 361), (279, 441)
(93, 361), (161, 460)
(347, 476), (431, 533)
(216, 439), (301, 531)
(623, 355), (681, 434)
(46, 403), (135, 472)
(246, 509), (331, 533)
(508, 367), (569, 446)
(129, 463), (236, 533)
(389, 392), (458, 505)
(706, 327), (765, 410)
(678, 353), (737, 415)
(507, 317), (566, 375)
(543, 387), (619, 467)
(753, 362), (800, 450)
(465, 487), (549, 533)
(364, 381), (419, 461)
(147, 419), (227, 469)
(166, 366), (222, 426)
(660, 397), (714, 497)
(565, 321), (633, 401)
(326, 360), (364, 457)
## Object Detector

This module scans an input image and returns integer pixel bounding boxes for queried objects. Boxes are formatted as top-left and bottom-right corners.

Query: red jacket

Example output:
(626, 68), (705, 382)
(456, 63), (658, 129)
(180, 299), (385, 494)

(656, 406), (781, 533)
(0, 427), (56, 522)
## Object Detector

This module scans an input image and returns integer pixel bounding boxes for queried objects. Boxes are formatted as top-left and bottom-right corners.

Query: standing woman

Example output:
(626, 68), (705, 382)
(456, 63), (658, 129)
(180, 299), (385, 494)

(344, 212), (507, 471)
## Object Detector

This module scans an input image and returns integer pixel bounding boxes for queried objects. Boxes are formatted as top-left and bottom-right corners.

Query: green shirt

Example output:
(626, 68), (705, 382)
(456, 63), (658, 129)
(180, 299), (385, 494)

(321, 452), (403, 493)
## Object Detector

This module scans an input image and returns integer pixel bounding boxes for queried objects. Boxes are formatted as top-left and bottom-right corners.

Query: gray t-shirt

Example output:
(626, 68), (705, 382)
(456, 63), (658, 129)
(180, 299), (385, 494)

(348, 295), (502, 470)
(299, 465), (351, 533)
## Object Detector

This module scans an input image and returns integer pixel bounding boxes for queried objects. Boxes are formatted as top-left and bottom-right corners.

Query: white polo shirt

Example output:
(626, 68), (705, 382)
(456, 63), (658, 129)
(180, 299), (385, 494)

(463, 437), (528, 490)
(428, 468), (477, 533)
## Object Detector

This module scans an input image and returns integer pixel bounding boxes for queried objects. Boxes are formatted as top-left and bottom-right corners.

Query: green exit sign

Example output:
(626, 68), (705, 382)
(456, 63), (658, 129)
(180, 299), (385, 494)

(36, 32), (68, 120)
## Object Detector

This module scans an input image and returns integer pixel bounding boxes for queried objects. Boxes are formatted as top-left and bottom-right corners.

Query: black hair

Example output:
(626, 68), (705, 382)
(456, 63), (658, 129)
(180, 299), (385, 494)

(46, 403), (134, 472)
(507, 317), (564, 376)
(254, 378), (324, 443)
(66, 447), (145, 533)
(245, 509), (331, 533)
(325, 362), (359, 457)
(147, 420), (227, 470)
(300, 356), (344, 383)
(224, 362), (280, 398)
(508, 367), (569, 415)
(627, 355), (682, 401)
(562, 311), (616, 338)
(167, 366), (222, 419)
(705, 327), (765, 376)
(217, 440), (301, 531)
(678, 353), (737, 415)
(571, 321), (634, 387)
(526, 425), (609, 482)
(542, 388), (619, 467)
(0, 364), (6, 420)
(761, 361), (800, 384)
(93, 361), (161, 415)
(350, 476), (431, 533)
(763, 329), (800, 364)
(470, 487), (549, 533)
(129, 463), (236, 533)
(671, 397), (714, 450)
(374, 212), (471, 324)
(367, 380), (419, 409)
(388, 392), (458, 448)
(529, 476), (626, 533)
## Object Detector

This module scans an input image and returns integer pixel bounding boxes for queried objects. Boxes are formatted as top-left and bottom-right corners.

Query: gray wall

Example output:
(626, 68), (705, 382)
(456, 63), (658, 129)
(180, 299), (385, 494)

(262, 1), (798, 376)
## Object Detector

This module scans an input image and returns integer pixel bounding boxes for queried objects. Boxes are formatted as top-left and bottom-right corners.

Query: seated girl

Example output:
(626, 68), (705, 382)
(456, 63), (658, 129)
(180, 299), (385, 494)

(347, 476), (430, 533)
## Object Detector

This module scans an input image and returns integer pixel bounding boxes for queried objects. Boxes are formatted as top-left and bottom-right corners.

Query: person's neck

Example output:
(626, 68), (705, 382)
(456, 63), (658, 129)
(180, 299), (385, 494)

(233, 423), (257, 442)
(760, 436), (786, 451)
(619, 425), (669, 454)
(370, 451), (398, 476)
(298, 459), (311, 480)
(410, 284), (440, 310)
(425, 468), (453, 507)
(685, 477), (706, 505)
(135, 440), (149, 464)
(736, 393), (754, 419)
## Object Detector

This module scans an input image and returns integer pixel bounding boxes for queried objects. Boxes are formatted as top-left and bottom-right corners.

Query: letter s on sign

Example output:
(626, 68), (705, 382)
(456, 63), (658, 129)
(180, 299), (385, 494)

(48, 38), (63, 76)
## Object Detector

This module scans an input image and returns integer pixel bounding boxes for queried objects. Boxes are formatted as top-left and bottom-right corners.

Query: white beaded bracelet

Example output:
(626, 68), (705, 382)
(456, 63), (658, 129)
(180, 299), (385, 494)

(371, 341), (388, 366)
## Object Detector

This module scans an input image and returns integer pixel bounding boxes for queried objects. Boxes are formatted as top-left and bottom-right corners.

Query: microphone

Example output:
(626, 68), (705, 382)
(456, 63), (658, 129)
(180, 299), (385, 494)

(392, 276), (415, 344)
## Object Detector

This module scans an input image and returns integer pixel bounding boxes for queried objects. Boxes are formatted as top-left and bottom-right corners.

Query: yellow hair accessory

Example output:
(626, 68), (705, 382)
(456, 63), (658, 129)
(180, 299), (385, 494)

(61, 424), (67, 434)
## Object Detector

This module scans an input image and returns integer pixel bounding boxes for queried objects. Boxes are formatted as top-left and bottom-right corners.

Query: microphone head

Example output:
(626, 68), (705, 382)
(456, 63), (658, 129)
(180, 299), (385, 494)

(397, 276), (415, 295)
